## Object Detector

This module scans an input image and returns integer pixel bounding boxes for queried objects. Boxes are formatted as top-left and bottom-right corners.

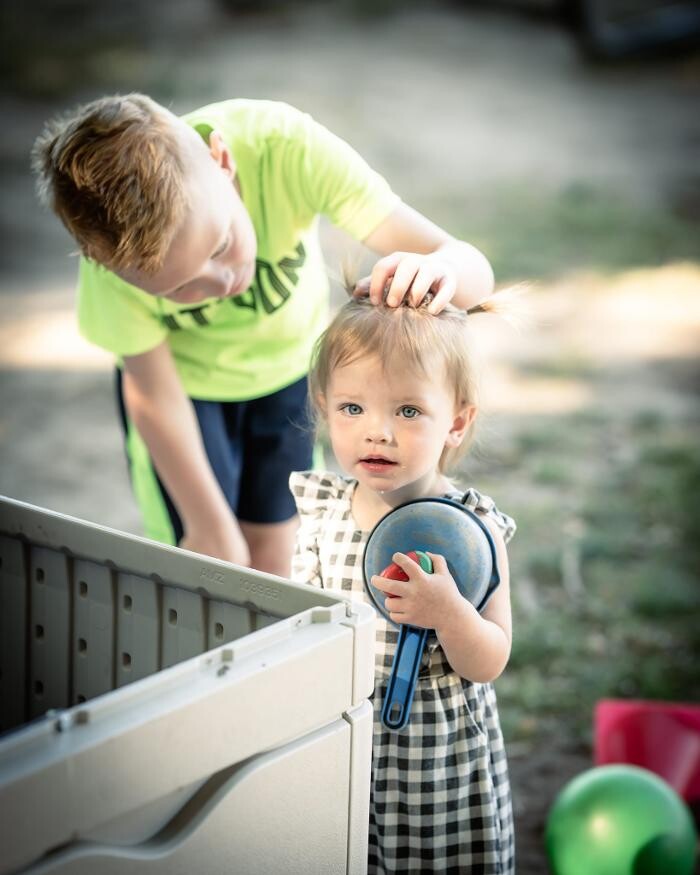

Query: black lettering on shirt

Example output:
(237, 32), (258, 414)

(252, 260), (292, 314)
(233, 241), (306, 315)
(279, 241), (305, 285)
(160, 305), (211, 331)
(188, 307), (210, 326)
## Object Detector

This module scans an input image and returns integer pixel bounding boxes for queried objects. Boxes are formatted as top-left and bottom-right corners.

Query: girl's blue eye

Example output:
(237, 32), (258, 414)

(341, 403), (363, 416)
(400, 406), (420, 419)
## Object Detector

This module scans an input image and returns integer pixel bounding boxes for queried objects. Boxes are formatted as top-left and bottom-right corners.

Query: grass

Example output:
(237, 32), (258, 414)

(431, 182), (700, 283)
(486, 413), (700, 746)
(449, 183), (699, 749)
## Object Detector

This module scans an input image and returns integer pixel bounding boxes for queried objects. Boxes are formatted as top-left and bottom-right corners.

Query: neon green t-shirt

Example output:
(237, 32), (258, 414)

(77, 99), (400, 400)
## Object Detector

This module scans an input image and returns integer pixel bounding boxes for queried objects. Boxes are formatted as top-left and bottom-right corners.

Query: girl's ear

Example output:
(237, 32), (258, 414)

(316, 393), (328, 416)
(445, 404), (477, 448)
(208, 130), (236, 179)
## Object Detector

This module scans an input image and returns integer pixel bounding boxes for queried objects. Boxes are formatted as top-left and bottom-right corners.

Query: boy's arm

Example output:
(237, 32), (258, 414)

(122, 341), (250, 565)
(359, 202), (494, 313)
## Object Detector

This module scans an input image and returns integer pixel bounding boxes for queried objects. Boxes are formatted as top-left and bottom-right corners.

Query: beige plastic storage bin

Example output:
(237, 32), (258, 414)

(0, 496), (375, 875)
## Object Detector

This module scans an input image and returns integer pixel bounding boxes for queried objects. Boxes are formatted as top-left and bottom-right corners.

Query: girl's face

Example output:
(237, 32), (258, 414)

(324, 353), (475, 502)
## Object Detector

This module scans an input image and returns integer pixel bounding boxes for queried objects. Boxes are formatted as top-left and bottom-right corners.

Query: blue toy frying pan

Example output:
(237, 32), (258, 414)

(362, 498), (500, 731)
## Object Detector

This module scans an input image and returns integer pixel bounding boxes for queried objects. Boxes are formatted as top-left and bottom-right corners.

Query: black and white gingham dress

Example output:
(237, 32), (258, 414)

(290, 471), (516, 875)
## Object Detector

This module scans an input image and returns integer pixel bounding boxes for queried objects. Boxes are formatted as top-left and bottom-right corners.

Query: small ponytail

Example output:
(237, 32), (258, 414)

(467, 283), (532, 330)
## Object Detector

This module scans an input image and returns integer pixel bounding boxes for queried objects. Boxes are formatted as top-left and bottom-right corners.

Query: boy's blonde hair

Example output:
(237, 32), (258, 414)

(32, 93), (188, 275)
(309, 293), (499, 472)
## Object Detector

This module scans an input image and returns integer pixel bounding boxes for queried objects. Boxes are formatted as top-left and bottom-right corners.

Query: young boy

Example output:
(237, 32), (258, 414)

(33, 94), (494, 576)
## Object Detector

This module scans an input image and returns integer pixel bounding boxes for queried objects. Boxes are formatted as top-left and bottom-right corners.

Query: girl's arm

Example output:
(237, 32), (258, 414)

(360, 202), (495, 313)
(434, 517), (512, 683)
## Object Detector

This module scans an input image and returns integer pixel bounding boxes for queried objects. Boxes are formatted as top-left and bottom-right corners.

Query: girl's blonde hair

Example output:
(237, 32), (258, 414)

(309, 290), (506, 472)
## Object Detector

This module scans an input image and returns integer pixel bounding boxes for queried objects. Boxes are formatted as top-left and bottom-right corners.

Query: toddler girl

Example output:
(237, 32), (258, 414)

(290, 292), (516, 874)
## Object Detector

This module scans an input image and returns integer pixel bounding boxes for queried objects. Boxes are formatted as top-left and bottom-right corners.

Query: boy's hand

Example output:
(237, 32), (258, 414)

(370, 551), (466, 630)
(179, 517), (251, 567)
(353, 251), (457, 314)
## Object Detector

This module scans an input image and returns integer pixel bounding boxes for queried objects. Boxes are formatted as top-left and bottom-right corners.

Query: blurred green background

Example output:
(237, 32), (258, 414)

(1, 1), (699, 870)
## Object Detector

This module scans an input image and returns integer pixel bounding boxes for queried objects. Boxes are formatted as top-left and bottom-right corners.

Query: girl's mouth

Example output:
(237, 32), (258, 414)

(359, 456), (398, 472)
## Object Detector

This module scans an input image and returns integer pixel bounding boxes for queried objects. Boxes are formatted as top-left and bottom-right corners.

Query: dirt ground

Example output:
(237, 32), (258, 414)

(1, 2), (699, 871)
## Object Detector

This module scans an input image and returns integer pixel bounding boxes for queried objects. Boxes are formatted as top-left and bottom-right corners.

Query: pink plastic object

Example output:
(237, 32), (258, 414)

(594, 699), (700, 802)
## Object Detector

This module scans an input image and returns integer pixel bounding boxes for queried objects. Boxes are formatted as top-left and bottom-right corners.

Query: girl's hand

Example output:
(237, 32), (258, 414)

(370, 551), (464, 629)
(353, 251), (457, 314)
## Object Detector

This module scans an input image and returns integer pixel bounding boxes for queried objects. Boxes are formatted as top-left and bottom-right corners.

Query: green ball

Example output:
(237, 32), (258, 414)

(545, 765), (697, 875)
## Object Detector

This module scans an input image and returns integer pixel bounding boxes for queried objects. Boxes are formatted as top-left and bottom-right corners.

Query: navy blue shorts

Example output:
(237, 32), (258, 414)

(116, 372), (314, 544)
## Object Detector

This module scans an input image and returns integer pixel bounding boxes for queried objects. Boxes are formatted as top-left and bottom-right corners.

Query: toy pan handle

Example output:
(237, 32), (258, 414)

(380, 550), (433, 731)
(381, 625), (429, 731)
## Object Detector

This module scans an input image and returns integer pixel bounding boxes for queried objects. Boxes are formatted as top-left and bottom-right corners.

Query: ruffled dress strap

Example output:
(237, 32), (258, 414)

(289, 470), (357, 589)
(449, 486), (517, 545)
(288, 470), (355, 519)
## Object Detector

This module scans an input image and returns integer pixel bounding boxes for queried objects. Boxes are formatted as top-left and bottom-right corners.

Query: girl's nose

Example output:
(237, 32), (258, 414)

(365, 418), (392, 443)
